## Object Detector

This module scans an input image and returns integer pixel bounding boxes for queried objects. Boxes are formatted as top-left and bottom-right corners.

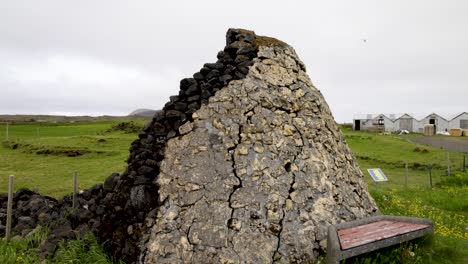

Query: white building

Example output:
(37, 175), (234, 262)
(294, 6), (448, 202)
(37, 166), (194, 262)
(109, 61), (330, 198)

(415, 113), (449, 133)
(448, 112), (468, 129)
(353, 112), (467, 133)
(353, 114), (395, 132)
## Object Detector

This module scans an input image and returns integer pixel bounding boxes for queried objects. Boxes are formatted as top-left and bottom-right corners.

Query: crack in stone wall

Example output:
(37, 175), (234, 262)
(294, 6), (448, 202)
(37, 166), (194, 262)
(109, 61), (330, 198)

(227, 124), (243, 230)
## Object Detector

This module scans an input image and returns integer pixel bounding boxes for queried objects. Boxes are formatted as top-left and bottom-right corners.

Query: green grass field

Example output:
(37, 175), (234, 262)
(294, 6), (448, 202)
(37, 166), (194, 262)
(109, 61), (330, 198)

(0, 122), (466, 263)
(0, 121), (146, 197)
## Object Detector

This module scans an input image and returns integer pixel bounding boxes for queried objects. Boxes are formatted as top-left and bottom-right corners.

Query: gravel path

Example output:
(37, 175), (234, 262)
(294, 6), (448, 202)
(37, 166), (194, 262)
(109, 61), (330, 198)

(409, 136), (468, 153)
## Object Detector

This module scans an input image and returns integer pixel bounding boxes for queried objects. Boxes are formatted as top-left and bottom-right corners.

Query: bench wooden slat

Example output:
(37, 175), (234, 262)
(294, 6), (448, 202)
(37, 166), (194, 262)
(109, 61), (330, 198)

(327, 215), (434, 264)
(337, 220), (393, 236)
(338, 220), (430, 249)
(338, 221), (408, 240)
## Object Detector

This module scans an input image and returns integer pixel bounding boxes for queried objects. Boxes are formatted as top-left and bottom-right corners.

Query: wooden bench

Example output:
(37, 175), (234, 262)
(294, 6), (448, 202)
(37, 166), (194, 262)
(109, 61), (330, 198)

(327, 215), (433, 264)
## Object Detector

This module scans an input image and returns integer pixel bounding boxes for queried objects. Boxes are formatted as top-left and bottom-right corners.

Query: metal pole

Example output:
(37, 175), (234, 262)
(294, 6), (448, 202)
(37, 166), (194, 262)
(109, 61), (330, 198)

(405, 163), (408, 189)
(447, 152), (451, 176)
(72, 171), (77, 209)
(6, 175), (14, 241)
(429, 164), (433, 188)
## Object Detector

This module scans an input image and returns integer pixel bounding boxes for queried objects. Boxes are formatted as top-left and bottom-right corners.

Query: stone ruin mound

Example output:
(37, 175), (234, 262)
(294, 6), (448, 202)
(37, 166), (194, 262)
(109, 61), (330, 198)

(0, 29), (378, 263)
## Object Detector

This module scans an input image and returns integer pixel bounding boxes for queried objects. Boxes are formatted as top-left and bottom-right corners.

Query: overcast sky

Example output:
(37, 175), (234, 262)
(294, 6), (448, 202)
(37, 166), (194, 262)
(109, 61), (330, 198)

(1, 0), (466, 122)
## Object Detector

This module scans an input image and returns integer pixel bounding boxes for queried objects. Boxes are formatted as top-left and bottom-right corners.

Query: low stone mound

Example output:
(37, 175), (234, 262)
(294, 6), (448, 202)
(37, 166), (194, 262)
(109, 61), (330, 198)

(2, 140), (100, 157)
(2, 29), (378, 263)
(105, 121), (144, 134)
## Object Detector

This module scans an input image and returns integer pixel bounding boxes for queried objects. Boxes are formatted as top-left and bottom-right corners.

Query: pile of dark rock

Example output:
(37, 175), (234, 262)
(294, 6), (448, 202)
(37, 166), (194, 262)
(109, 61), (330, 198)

(0, 29), (261, 263)
(0, 183), (110, 257)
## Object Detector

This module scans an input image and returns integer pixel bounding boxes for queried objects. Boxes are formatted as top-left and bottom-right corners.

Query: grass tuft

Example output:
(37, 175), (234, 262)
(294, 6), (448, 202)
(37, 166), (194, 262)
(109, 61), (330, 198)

(0, 227), (120, 264)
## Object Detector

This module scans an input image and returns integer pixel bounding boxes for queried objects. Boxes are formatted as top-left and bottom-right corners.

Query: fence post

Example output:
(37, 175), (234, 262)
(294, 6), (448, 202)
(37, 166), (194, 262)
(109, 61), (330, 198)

(6, 175), (14, 241)
(446, 152), (450, 176)
(463, 155), (466, 172)
(405, 162), (408, 189)
(5, 122), (9, 141)
(429, 164), (433, 188)
(72, 171), (77, 209)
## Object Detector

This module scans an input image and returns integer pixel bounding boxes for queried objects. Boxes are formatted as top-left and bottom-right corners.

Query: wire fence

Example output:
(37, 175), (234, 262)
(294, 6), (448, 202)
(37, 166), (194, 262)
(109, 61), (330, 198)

(362, 151), (467, 190)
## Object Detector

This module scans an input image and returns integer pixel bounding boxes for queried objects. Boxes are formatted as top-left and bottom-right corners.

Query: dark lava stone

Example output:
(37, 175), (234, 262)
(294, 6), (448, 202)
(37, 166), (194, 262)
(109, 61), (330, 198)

(169, 95), (179, 103)
(217, 51), (225, 59)
(89, 183), (103, 195)
(240, 34), (255, 43)
(237, 60), (254, 68)
(224, 64), (237, 75)
(174, 102), (187, 111)
(152, 122), (166, 135)
(185, 83), (199, 96)
(138, 166), (155, 176)
(206, 70), (220, 79)
(134, 175), (153, 185)
(200, 67), (211, 76)
(193, 72), (204, 81)
(235, 55), (249, 64)
(165, 110), (186, 120)
(219, 74), (232, 83)
(204, 62), (224, 70)
(164, 101), (175, 110)
(180, 78), (197, 90)
(237, 45), (256, 55)
(187, 102), (201, 113)
(96, 205), (106, 215)
(238, 66), (249, 75)
(206, 78), (218, 86)
(188, 95), (200, 102)
(201, 90), (212, 99)
(234, 71), (246, 79)
(103, 173), (119, 193)
(166, 130), (177, 139)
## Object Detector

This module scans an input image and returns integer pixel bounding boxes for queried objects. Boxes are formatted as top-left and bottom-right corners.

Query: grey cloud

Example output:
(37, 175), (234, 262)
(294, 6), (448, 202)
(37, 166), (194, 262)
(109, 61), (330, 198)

(1, 0), (467, 122)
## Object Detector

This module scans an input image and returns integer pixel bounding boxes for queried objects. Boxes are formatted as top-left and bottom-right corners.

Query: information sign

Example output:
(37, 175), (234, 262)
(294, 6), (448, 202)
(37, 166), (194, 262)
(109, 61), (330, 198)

(367, 168), (388, 182)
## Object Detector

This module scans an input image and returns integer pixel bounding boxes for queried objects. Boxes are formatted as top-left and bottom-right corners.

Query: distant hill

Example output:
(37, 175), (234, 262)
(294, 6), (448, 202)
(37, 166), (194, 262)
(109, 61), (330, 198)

(128, 108), (157, 117)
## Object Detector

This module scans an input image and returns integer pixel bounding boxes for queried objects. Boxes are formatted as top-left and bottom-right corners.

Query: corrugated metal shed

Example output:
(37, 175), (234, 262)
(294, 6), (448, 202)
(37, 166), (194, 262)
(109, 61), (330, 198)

(353, 112), (468, 132)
